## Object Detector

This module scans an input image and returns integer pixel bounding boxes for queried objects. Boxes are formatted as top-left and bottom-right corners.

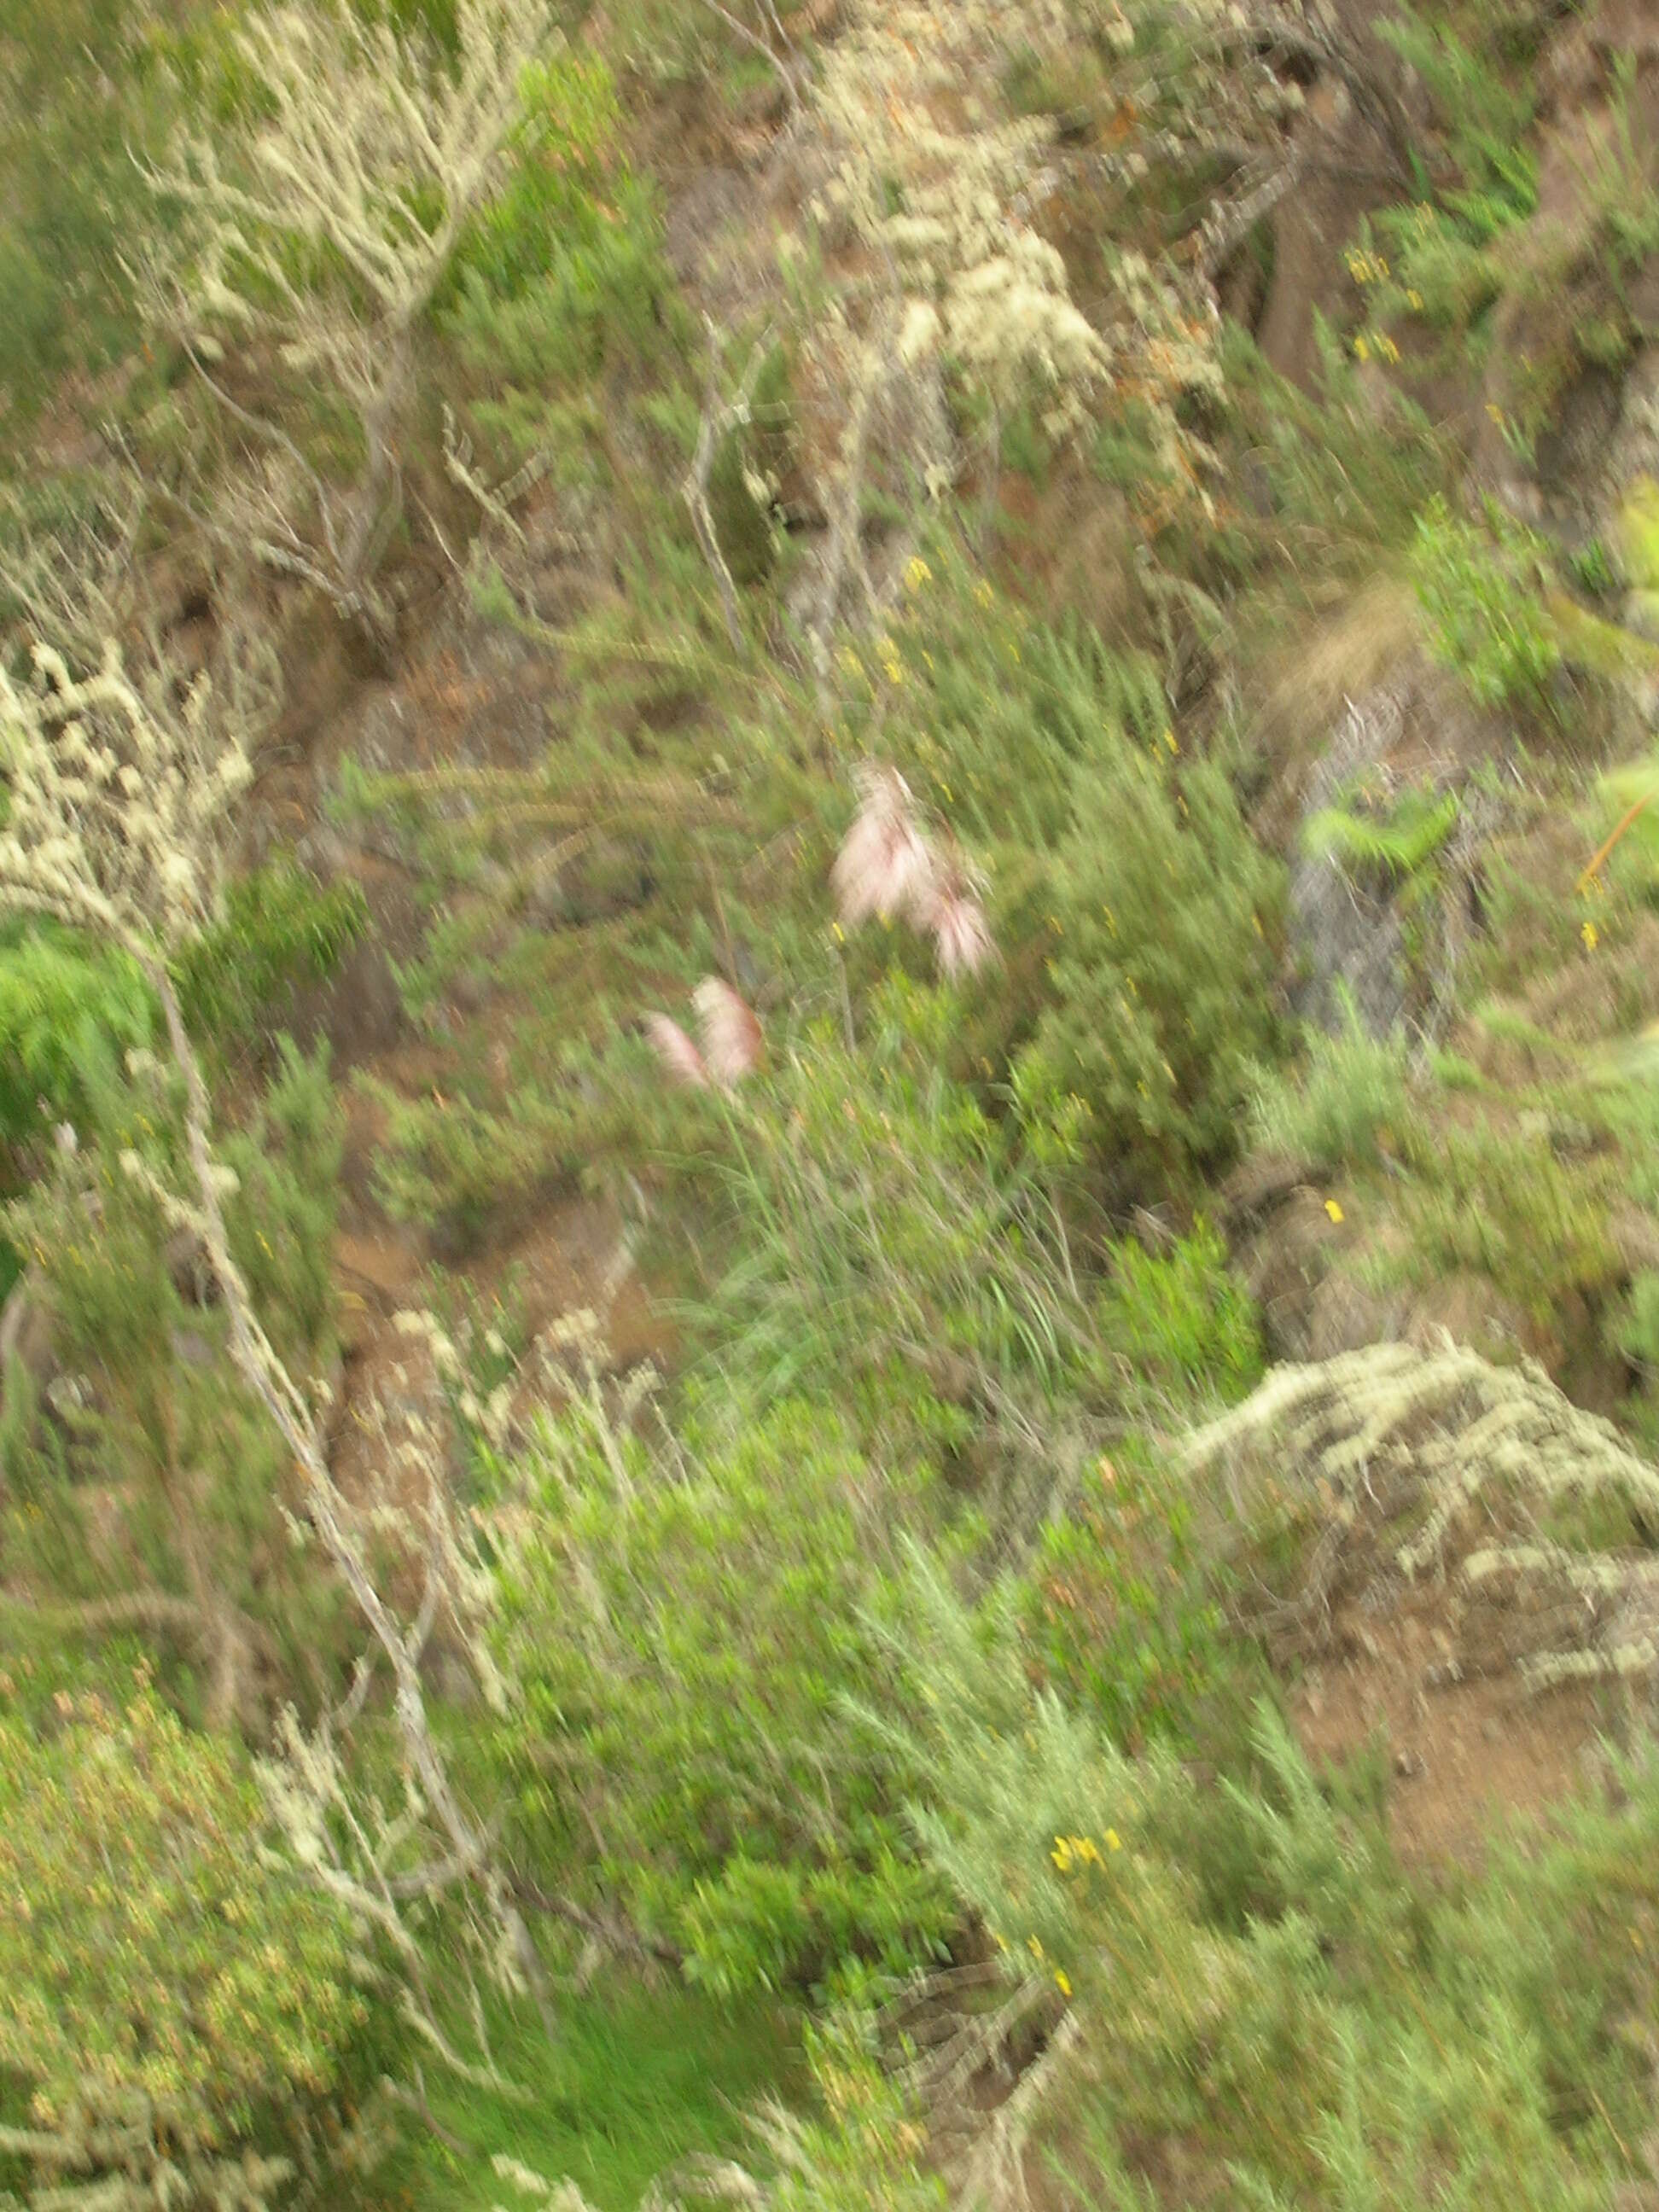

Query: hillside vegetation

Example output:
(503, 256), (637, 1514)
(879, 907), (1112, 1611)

(7, 0), (1659, 2205)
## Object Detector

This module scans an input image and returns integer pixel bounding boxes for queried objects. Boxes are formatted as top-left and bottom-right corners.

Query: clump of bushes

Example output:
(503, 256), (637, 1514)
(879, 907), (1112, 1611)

(490, 1392), (956, 1994)
(1410, 494), (1560, 711)
(0, 1682), (376, 2211)
(1014, 742), (1284, 1196)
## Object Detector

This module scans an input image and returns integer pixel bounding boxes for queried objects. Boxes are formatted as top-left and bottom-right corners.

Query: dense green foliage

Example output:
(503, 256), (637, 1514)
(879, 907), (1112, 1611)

(494, 1394), (954, 1994)
(0, 926), (153, 1146)
(1250, 988), (1422, 1172)
(1410, 494), (1561, 710)
(1015, 744), (1283, 1190)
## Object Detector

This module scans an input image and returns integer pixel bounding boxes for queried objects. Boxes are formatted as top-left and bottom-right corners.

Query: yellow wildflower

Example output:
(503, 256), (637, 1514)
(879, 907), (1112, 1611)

(1353, 335), (1371, 362)
(1105, 1829), (1121, 1853)
(1324, 1199), (1345, 1224)
(905, 556), (934, 591)
(973, 579), (995, 608)
(1051, 1838), (1074, 1871)
(1582, 920), (1599, 952)
(1055, 1970), (1072, 1998)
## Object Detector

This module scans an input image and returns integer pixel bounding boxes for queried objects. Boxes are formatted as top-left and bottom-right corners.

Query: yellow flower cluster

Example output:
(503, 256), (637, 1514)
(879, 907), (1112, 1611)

(1353, 332), (1401, 365)
(1345, 249), (1389, 284)
(1051, 1830), (1121, 1871)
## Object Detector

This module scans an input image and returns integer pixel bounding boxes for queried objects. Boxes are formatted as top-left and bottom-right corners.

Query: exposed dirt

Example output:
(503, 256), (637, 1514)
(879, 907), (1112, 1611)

(1289, 1598), (1610, 1866)
(220, 507), (681, 1493)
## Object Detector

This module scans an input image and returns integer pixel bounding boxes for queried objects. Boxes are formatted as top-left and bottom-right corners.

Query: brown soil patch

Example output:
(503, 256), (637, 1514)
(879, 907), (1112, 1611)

(1289, 1600), (1609, 1866)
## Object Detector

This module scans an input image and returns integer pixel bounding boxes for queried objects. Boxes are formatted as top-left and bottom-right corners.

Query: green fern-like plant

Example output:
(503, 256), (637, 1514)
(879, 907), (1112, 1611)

(1303, 783), (1461, 879)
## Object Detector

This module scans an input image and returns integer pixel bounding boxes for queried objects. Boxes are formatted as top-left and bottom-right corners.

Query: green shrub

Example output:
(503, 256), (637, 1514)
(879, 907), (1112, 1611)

(873, 1563), (1659, 2209)
(673, 974), (1107, 1512)
(174, 863), (369, 1051)
(0, 862), (363, 1141)
(1, 1042), (351, 1720)
(1249, 987), (1421, 1172)
(1024, 1437), (1232, 1751)
(1020, 1228), (1258, 1749)
(1340, 12), (1536, 388)
(1095, 1221), (1263, 1407)
(835, 550), (1167, 852)
(1204, 320), (1447, 589)
(0, 1682), (372, 2211)
(363, 1073), (580, 1245)
(1410, 494), (1561, 711)
(0, 0), (188, 428)
(1393, 1115), (1620, 1324)
(381, 1980), (806, 2212)
(439, 49), (626, 307)
(1611, 1268), (1659, 1388)
(0, 923), (153, 1147)
(1303, 780), (1461, 880)
(1014, 743), (1283, 1196)
(490, 1393), (954, 1994)
(440, 48), (682, 469)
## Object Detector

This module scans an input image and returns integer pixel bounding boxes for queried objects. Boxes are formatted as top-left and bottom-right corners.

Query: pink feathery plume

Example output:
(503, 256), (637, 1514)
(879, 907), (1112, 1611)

(920, 855), (996, 981)
(832, 765), (937, 928)
(644, 1013), (708, 1088)
(694, 977), (764, 1086)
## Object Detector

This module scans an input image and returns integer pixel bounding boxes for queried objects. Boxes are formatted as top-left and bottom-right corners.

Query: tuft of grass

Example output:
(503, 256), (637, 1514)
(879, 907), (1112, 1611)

(385, 1986), (802, 2212)
(1249, 986), (1422, 1173)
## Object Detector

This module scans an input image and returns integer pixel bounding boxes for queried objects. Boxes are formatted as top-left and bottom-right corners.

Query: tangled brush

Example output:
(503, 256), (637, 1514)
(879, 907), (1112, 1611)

(1185, 1341), (1659, 1691)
